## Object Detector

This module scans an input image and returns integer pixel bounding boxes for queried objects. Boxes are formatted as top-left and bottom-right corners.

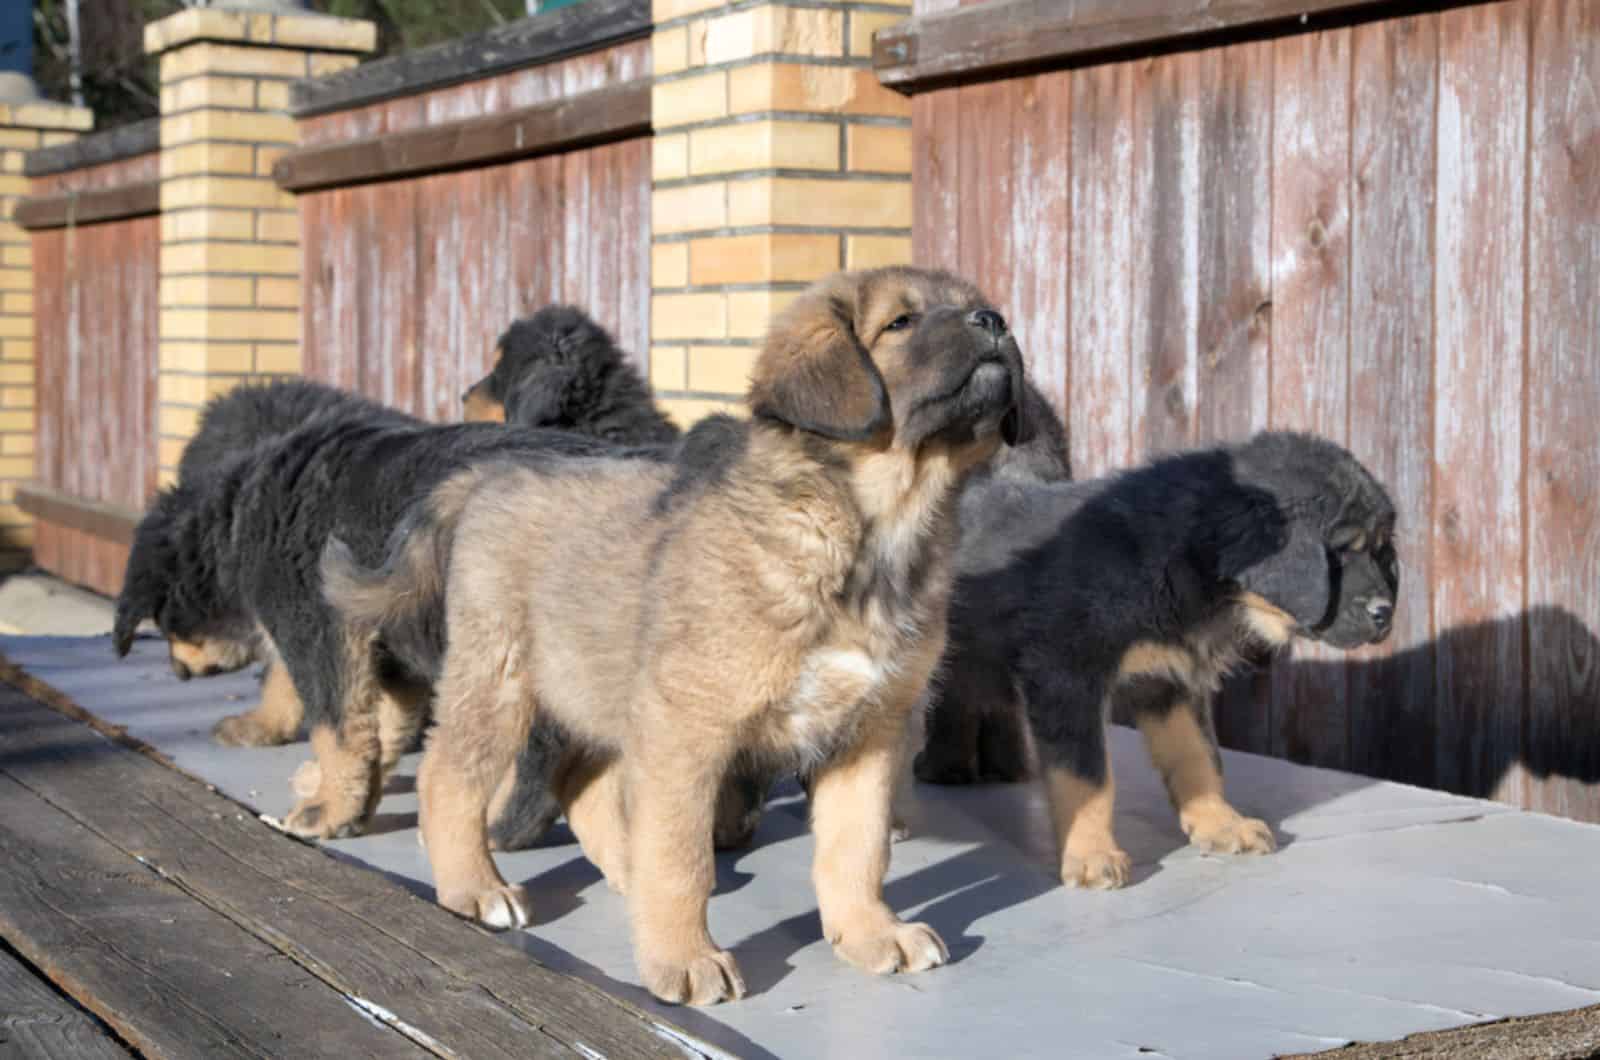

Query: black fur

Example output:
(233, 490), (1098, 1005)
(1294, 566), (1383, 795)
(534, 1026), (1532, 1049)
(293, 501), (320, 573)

(918, 431), (1399, 789)
(178, 379), (412, 488)
(467, 306), (680, 445)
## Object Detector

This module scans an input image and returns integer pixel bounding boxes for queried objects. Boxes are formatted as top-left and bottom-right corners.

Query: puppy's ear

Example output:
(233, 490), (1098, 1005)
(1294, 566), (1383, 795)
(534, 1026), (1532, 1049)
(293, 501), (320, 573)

(113, 494), (182, 657)
(1224, 517), (1332, 632)
(749, 289), (889, 441)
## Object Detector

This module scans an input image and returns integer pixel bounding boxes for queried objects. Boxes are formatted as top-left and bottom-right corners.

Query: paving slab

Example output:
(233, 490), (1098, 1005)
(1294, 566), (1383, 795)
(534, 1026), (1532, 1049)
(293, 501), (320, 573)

(5, 632), (1598, 1060)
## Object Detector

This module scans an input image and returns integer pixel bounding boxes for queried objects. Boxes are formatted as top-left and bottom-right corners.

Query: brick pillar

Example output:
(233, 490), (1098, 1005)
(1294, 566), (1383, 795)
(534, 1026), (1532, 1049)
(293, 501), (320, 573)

(648, 0), (913, 427)
(0, 100), (92, 567)
(145, 7), (375, 486)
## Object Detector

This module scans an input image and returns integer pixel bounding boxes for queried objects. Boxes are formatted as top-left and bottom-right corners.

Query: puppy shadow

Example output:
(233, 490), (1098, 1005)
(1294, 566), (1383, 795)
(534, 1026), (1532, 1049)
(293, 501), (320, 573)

(513, 854), (599, 925)
(383, 773), (415, 795)
(506, 932), (783, 1060)
(342, 810), (417, 838)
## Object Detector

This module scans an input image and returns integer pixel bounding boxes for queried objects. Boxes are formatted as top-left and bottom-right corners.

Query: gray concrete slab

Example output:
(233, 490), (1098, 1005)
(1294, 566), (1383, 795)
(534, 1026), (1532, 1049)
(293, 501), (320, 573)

(6, 632), (1599, 1060)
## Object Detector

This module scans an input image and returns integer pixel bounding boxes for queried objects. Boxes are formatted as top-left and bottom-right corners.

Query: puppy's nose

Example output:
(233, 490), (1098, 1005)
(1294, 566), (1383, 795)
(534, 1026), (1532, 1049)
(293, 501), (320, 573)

(1366, 599), (1394, 630)
(967, 308), (1007, 335)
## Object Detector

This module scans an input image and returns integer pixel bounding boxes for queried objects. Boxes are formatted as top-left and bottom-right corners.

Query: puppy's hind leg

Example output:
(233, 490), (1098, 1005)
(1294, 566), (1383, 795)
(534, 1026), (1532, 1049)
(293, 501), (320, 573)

(1023, 667), (1130, 889)
(420, 643), (536, 930)
(1134, 687), (1275, 856)
(283, 633), (385, 839)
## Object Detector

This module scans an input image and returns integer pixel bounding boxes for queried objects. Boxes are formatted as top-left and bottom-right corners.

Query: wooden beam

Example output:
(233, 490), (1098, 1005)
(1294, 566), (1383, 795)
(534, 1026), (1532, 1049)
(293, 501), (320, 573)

(11, 181), (160, 232)
(874, 0), (1417, 93)
(0, 681), (708, 1060)
(0, 771), (428, 1058)
(274, 78), (650, 193)
(0, 945), (133, 1060)
(14, 483), (142, 548)
(290, 0), (650, 117)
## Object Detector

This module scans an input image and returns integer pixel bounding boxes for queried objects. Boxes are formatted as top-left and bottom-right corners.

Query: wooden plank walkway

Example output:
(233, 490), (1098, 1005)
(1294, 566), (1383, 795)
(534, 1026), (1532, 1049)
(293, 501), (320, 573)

(0, 683), (709, 1060)
(0, 943), (131, 1059)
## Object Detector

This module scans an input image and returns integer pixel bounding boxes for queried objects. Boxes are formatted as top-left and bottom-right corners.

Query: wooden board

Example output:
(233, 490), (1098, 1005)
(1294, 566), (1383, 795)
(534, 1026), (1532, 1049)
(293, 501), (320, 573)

(274, 80), (650, 193)
(1129, 50), (1197, 456)
(1065, 58), (1135, 479)
(1267, 27), (1352, 769)
(12, 182), (159, 232)
(1345, 12), (1439, 789)
(1523, 0), (1600, 820)
(0, 941), (133, 1059)
(0, 683), (702, 1059)
(0, 773), (425, 1058)
(1431, 2), (1527, 803)
(876, 0), (1402, 94)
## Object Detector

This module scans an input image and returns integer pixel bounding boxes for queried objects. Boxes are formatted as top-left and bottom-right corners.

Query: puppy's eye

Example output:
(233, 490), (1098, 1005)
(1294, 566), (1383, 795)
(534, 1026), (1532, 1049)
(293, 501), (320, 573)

(884, 314), (916, 332)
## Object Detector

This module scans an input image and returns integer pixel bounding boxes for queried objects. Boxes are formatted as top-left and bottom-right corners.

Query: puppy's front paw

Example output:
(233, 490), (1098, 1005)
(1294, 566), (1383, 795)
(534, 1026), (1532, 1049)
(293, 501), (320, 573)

(1183, 805), (1276, 855)
(639, 949), (746, 1006)
(1060, 844), (1131, 889)
(832, 920), (948, 976)
(283, 796), (366, 840)
(213, 712), (286, 747)
(440, 883), (532, 930)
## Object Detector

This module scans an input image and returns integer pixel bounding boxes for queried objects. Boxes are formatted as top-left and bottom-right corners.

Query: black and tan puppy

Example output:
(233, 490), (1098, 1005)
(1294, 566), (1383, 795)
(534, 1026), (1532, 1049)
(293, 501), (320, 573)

(114, 415), (641, 840)
(918, 432), (1398, 888)
(462, 305), (680, 445)
(325, 266), (1026, 1005)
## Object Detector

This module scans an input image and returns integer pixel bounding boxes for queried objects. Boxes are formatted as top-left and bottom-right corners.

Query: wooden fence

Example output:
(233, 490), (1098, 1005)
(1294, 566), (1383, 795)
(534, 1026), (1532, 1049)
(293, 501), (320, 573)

(16, 122), (161, 597)
(879, 0), (1600, 818)
(278, 0), (652, 420)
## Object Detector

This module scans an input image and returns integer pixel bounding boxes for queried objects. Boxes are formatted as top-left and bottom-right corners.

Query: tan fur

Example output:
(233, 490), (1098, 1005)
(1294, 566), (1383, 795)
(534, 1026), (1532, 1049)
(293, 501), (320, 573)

(1046, 593), (1291, 888)
(212, 658), (303, 747)
(1045, 763), (1129, 889)
(1236, 591), (1297, 647)
(170, 635), (255, 678)
(412, 267), (1017, 1004)
(284, 629), (427, 838)
(1138, 706), (1274, 855)
(461, 359), (506, 423)
(554, 750), (629, 892)
(1117, 641), (1197, 685)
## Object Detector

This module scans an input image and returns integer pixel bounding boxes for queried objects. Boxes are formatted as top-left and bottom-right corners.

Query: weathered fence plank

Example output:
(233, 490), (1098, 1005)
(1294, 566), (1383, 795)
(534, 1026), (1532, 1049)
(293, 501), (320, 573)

(1524, 0), (1600, 821)
(1432, 1), (1527, 803)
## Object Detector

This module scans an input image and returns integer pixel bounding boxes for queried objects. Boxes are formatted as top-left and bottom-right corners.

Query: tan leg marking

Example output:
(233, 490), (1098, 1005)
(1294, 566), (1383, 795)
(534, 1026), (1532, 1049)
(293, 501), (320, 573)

(811, 707), (947, 977)
(283, 720), (382, 839)
(1138, 705), (1275, 855)
(555, 749), (630, 893)
(376, 678), (428, 777)
(626, 716), (745, 1007)
(1044, 757), (1131, 889)
(213, 661), (304, 747)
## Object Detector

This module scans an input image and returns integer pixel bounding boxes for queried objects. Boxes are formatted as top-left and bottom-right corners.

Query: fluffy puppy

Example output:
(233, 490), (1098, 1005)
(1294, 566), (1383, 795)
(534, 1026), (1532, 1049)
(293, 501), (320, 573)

(163, 379), (415, 691)
(113, 417), (633, 840)
(461, 305), (680, 445)
(919, 432), (1399, 888)
(325, 266), (1026, 1005)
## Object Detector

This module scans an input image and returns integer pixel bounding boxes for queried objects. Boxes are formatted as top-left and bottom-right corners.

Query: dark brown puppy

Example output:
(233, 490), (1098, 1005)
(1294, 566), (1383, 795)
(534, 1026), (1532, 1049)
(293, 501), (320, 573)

(325, 266), (1025, 1005)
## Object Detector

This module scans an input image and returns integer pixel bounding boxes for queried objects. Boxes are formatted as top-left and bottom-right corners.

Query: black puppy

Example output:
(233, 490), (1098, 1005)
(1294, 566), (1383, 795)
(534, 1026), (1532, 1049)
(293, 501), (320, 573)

(918, 431), (1398, 888)
(462, 305), (680, 445)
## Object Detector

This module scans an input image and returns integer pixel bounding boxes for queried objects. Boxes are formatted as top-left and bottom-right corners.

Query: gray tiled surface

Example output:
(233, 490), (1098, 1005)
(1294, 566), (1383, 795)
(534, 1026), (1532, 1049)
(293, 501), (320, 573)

(7, 633), (1599, 1060)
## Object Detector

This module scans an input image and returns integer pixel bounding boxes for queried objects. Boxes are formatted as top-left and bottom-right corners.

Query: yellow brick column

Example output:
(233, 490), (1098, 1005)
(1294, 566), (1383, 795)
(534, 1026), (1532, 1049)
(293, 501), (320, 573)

(0, 100), (92, 566)
(649, 0), (912, 426)
(145, 7), (375, 485)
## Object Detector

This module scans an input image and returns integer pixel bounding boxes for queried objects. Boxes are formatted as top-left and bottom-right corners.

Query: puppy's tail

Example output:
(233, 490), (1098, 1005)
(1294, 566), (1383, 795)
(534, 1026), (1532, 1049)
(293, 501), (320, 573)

(320, 468), (486, 680)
